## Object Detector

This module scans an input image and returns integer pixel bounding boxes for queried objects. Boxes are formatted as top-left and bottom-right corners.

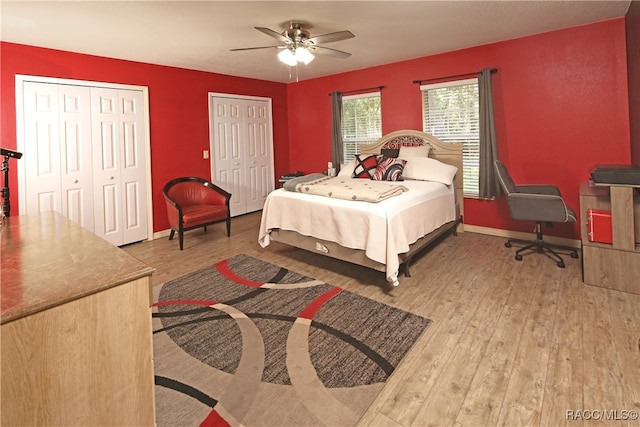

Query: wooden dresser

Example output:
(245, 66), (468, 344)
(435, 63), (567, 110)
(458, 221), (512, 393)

(579, 182), (640, 294)
(1, 212), (156, 426)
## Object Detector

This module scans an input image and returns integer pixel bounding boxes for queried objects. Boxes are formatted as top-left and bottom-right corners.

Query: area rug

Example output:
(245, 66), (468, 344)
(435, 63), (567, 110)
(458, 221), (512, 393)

(152, 254), (431, 427)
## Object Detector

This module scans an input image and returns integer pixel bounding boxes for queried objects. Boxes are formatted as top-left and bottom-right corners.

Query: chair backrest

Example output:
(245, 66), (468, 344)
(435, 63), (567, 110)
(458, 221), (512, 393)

(163, 177), (230, 208)
(494, 160), (517, 195)
(167, 181), (210, 207)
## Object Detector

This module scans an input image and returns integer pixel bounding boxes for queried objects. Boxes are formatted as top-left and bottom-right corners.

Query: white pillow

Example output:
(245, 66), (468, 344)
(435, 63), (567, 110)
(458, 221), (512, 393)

(337, 159), (357, 177)
(403, 157), (458, 185)
(398, 145), (430, 159)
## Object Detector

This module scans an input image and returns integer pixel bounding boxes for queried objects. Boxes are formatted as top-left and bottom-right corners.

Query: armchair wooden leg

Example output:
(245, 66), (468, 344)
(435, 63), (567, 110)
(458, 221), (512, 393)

(226, 217), (231, 237)
(179, 231), (184, 250)
(169, 230), (175, 240)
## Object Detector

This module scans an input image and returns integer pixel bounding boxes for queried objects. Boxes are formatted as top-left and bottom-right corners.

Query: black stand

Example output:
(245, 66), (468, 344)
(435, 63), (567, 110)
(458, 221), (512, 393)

(1, 148), (24, 218)
(0, 148), (22, 218)
(2, 155), (11, 217)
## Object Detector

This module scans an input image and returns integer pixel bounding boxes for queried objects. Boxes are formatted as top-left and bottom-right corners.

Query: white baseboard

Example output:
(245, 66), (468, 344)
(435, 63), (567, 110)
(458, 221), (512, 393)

(464, 224), (581, 249)
(154, 229), (172, 240)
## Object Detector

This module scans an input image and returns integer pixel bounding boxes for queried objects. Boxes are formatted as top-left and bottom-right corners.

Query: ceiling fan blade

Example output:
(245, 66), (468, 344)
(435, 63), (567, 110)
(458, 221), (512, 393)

(307, 30), (355, 45)
(230, 46), (281, 52)
(255, 27), (291, 44)
(311, 45), (352, 59)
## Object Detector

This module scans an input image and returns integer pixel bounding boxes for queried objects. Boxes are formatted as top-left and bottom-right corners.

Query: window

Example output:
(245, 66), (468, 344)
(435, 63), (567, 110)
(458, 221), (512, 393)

(421, 78), (479, 197)
(342, 92), (382, 164)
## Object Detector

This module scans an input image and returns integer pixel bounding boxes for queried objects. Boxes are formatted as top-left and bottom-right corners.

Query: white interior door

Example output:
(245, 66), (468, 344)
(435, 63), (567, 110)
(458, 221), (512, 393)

(22, 82), (62, 215)
(17, 75), (152, 246)
(91, 88), (121, 245)
(211, 97), (246, 217)
(210, 94), (274, 217)
(59, 85), (94, 230)
(22, 82), (94, 230)
(118, 90), (149, 244)
(244, 102), (272, 213)
(91, 88), (148, 246)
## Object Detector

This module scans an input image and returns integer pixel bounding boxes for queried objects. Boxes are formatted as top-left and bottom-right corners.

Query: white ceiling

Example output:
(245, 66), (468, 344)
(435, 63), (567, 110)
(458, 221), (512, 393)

(1, 1), (631, 83)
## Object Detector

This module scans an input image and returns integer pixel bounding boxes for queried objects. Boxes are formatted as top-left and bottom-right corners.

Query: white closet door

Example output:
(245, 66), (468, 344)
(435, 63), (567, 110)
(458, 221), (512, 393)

(23, 82), (62, 215)
(210, 95), (274, 217)
(118, 90), (149, 244)
(91, 88), (148, 246)
(244, 102), (272, 213)
(91, 88), (121, 244)
(22, 82), (93, 230)
(59, 85), (94, 230)
(211, 98), (246, 217)
(18, 76), (152, 246)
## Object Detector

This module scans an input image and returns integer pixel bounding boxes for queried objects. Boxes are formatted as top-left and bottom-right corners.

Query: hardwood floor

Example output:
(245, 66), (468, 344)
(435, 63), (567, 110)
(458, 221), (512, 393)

(123, 212), (640, 427)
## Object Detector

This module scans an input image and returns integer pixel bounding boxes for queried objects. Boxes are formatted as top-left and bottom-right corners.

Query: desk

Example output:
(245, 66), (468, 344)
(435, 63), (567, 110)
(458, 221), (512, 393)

(1, 212), (156, 426)
(579, 182), (640, 294)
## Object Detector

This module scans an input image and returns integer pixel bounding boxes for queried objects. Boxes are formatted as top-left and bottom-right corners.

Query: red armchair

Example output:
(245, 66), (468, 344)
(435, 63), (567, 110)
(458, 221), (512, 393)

(163, 177), (231, 250)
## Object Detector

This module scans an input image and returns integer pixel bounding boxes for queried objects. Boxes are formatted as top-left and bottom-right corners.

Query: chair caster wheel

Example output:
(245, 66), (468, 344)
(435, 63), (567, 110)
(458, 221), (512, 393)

(557, 261), (565, 268)
(515, 254), (523, 261)
(505, 242), (512, 248)
(570, 251), (578, 259)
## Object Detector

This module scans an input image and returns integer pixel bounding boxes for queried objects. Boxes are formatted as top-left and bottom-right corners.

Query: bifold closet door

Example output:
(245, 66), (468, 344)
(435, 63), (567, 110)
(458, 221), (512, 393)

(211, 96), (274, 217)
(22, 82), (95, 231)
(91, 88), (148, 246)
(20, 81), (148, 246)
(212, 98), (245, 216)
(243, 101), (273, 213)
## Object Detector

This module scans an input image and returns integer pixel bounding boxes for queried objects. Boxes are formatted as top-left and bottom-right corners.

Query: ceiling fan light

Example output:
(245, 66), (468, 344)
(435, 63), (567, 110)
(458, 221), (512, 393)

(277, 48), (297, 66)
(295, 47), (314, 64)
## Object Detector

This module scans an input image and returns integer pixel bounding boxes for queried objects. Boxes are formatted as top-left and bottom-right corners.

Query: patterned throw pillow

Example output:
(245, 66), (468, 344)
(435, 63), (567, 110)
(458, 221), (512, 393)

(372, 156), (406, 181)
(352, 154), (378, 179)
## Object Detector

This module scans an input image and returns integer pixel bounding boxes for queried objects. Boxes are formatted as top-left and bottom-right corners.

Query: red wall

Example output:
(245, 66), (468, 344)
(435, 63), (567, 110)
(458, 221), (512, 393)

(1, 18), (632, 240)
(0, 42), (289, 232)
(627, 2), (640, 165)
(287, 19), (631, 239)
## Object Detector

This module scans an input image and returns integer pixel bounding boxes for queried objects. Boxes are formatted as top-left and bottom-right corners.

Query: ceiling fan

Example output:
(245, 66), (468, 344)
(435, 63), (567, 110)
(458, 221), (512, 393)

(231, 22), (354, 66)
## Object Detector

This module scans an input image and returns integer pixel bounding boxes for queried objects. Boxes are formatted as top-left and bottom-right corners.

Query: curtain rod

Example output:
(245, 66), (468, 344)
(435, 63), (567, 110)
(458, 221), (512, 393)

(328, 85), (385, 96)
(412, 68), (497, 85)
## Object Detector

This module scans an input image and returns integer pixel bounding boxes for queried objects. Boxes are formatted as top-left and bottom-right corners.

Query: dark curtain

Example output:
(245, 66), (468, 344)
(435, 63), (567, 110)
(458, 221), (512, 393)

(330, 91), (343, 172)
(478, 68), (501, 199)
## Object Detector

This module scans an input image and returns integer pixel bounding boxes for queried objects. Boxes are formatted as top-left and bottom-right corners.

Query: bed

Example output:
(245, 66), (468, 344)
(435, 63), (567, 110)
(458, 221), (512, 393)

(258, 129), (464, 286)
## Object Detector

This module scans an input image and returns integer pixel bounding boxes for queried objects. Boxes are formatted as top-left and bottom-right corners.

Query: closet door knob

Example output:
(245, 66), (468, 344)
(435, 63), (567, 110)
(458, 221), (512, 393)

(110, 176), (115, 180)
(74, 179), (79, 184)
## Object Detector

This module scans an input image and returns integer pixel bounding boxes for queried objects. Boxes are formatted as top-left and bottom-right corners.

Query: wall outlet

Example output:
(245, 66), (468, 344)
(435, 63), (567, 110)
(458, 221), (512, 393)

(203, 150), (209, 159)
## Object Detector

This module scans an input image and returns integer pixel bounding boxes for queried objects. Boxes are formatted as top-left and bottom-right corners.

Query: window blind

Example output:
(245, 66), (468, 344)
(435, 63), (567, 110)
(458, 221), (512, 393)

(421, 78), (479, 196)
(342, 92), (382, 164)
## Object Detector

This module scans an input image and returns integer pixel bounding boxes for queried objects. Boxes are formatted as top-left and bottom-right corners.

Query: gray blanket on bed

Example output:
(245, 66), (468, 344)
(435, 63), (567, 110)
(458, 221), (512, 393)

(282, 173), (327, 191)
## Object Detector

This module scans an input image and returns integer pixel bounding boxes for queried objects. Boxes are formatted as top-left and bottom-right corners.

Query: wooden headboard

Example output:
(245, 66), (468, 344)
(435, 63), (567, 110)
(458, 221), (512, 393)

(360, 129), (464, 230)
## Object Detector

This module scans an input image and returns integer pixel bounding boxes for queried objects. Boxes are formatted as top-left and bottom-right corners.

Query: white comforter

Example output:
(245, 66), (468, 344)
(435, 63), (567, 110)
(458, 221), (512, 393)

(258, 179), (456, 282)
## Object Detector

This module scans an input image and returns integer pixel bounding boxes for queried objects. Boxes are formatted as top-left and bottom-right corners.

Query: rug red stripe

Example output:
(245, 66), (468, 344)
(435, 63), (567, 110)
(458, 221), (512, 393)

(215, 259), (264, 287)
(199, 409), (230, 427)
(153, 299), (216, 307)
(299, 287), (342, 320)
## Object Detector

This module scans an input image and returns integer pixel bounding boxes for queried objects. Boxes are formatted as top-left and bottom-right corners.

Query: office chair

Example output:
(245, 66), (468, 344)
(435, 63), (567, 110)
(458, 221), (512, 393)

(494, 160), (579, 268)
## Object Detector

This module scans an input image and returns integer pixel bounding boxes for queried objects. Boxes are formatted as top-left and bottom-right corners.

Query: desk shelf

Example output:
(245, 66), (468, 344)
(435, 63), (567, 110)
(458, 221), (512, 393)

(579, 182), (640, 294)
